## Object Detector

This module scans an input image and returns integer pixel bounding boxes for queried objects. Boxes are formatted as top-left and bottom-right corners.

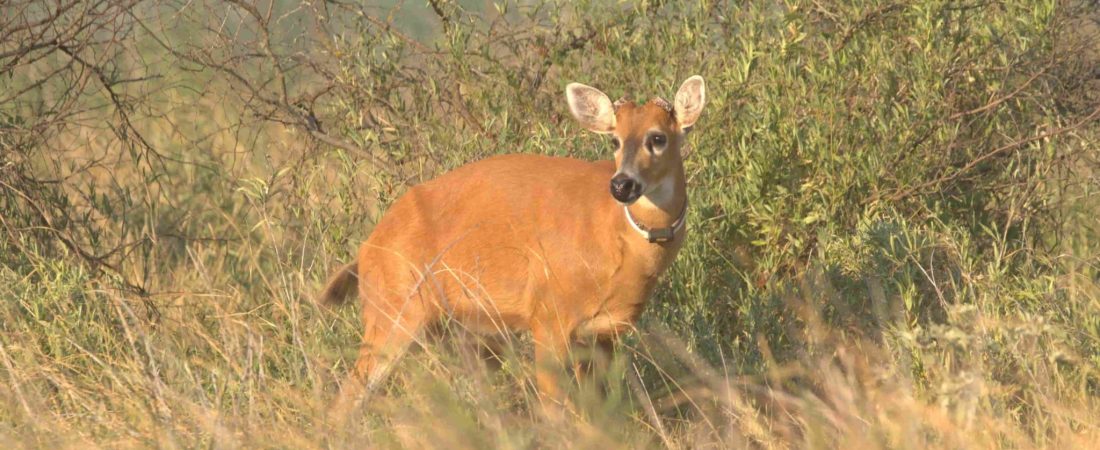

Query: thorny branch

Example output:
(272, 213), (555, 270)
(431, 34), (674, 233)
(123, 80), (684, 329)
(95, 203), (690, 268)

(1, 0), (157, 297)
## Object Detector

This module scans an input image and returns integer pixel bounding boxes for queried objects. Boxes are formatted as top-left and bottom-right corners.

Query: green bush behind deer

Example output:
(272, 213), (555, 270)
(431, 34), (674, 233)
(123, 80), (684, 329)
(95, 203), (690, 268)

(1, 0), (1097, 447)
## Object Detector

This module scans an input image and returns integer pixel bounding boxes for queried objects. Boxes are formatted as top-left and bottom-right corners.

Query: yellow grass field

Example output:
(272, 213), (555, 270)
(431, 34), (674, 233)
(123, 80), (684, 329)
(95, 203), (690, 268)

(2, 1), (1098, 448)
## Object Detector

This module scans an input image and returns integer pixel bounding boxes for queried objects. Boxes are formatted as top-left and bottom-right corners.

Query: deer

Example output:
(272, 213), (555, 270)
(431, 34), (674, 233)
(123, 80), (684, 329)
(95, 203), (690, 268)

(320, 76), (706, 415)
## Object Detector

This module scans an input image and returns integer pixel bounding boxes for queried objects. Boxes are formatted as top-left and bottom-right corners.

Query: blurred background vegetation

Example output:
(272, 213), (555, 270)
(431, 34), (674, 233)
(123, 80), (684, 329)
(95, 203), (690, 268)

(1, 0), (1098, 448)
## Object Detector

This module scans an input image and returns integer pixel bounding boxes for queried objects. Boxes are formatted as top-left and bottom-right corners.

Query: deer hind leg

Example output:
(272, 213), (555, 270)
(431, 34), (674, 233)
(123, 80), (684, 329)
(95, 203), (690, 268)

(329, 294), (428, 421)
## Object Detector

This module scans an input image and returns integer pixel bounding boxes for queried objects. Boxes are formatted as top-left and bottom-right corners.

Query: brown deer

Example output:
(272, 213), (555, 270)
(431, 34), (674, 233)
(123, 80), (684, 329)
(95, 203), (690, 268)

(321, 76), (706, 412)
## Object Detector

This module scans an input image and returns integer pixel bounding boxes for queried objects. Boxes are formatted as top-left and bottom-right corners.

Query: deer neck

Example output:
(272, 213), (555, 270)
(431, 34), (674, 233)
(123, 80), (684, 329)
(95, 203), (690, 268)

(624, 166), (687, 239)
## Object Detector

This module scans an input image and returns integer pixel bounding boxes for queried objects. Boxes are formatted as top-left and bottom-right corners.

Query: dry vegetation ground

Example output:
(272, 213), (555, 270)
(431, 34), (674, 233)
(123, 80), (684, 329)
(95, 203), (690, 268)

(2, 0), (1099, 448)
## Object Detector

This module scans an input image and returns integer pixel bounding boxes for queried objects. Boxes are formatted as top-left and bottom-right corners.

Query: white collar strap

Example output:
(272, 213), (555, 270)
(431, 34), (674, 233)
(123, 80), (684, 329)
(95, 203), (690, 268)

(624, 201), (687, 244)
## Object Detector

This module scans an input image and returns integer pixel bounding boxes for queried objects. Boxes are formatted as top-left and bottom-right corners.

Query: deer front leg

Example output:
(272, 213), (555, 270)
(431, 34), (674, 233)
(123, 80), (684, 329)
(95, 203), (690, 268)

(530, 323), (572, 412)
(572, 335), (615, 391)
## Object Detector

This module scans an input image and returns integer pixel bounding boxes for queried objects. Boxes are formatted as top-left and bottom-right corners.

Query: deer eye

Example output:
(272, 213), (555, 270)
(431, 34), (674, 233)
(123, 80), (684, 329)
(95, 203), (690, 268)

(610, 137), (621, 149)
(651, 134), (667, 146)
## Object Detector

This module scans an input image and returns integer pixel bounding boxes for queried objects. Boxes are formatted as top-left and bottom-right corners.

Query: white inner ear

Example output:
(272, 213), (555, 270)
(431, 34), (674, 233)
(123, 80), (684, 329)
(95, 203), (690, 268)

(674, 75), (706, 130)
(566, 83), (616, 134)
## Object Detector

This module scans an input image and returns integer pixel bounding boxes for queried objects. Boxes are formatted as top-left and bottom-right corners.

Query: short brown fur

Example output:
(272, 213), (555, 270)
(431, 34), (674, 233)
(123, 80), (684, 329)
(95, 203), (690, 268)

(322, 77), (705, 414)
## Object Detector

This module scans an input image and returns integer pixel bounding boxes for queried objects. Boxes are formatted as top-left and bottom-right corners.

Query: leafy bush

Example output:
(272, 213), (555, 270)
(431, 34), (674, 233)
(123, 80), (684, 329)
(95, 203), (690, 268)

(1, 0), (1098, 447)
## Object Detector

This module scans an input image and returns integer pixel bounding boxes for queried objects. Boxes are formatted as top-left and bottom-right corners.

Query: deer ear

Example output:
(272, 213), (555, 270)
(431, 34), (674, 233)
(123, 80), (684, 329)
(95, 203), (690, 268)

(674, 75), (706, 131)
(566, 83), (616, 134)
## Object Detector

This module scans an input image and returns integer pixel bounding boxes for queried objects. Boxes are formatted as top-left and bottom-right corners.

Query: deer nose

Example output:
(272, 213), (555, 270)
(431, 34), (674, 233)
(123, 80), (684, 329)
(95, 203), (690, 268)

(610, 174), (642, 204)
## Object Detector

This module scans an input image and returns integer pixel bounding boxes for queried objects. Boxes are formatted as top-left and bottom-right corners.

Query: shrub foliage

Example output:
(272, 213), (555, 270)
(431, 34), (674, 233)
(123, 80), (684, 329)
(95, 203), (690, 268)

(1, 0), (1098, 447)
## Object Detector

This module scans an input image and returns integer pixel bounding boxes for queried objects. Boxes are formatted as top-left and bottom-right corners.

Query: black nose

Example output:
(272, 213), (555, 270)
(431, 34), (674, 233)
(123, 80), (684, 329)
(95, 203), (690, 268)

(610, 174), (642, 203)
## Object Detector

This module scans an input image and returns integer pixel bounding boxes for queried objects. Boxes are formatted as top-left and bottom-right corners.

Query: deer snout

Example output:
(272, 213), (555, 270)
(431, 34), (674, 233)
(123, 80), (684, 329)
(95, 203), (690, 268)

(610, 174), (643, 204)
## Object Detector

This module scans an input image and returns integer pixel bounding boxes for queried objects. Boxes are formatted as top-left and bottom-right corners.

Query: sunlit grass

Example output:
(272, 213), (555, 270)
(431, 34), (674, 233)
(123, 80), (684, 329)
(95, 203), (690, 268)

(2, 0), (1098, 448)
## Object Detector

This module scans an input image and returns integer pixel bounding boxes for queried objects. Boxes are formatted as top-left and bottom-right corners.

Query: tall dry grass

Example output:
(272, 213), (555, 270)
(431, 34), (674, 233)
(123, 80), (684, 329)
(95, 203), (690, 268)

(1, 0), (1099, 448)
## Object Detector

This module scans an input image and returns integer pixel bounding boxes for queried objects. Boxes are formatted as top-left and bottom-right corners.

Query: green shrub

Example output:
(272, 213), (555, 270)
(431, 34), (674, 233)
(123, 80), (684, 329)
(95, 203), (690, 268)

(1, 0), (1097, 447)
